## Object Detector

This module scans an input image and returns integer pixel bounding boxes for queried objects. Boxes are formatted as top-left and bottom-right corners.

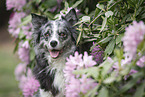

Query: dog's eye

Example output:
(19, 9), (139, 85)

(45, 33), (49, 37)
(60, 33), (66, 37)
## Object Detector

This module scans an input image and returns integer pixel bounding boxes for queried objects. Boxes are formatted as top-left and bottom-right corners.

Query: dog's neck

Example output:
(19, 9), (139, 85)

(41, 44), (76, 96)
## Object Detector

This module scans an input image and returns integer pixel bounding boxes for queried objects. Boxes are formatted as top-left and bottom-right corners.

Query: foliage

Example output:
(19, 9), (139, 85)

(6, 0), (145, 97)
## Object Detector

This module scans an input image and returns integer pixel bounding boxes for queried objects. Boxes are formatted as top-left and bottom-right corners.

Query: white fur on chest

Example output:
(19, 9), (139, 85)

(47, 56), (66, 96)
(51, 57), (66, 92)
(39, 57), (66, 97)
(40, 89), (64, 97)
(40, 89), (52, 97)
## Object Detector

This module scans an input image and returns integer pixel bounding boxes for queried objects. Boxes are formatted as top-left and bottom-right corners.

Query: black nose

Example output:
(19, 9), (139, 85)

(50, 40), (58, 47)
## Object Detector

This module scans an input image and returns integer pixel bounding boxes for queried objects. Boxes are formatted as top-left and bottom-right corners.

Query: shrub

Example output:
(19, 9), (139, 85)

(6, 0), (145, 97)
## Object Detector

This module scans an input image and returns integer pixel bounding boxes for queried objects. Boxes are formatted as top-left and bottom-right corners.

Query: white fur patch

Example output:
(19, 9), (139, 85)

(52, 58), (66, 90)
(49, 21), (59, 49)
(40, 89), (53, 97)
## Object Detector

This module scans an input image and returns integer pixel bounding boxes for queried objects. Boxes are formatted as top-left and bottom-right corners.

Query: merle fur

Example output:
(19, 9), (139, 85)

(31, 9), (78, 96)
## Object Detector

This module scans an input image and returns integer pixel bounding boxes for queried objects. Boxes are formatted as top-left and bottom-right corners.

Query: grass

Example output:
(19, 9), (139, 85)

(0, 43), (20, 97)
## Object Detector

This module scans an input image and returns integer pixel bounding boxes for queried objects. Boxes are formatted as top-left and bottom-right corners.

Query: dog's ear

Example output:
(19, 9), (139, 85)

(31, 13), (48, 29)
(63, 8), (78, 26)
(62, 9), (78, 43)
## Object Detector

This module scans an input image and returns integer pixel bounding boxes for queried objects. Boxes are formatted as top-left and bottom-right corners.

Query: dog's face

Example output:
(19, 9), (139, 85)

(37, 20), (75, 59)
(31, 9), (78, 59)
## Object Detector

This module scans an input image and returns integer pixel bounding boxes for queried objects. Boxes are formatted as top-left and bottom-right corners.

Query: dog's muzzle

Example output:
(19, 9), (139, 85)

(50, 40), (58, 47)
(49, 40), (63, 58)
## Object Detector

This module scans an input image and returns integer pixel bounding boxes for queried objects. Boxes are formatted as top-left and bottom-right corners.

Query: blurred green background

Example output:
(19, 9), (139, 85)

(0, 0), (20, 97)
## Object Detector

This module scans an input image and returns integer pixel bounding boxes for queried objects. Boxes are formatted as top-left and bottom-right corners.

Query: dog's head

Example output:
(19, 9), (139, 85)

(31, 9), (78, 59)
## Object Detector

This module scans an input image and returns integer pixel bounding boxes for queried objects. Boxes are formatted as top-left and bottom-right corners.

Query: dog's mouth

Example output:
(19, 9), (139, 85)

(49, 49), (63, 58)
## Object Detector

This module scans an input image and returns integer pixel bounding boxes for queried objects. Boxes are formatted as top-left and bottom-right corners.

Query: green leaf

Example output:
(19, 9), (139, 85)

(86, 67), (99, 79)
(127, 0), (135, 7)
(65, 1), (69, 8)
(84, 7), (89, 15)
(100, 59), (114, 79)
(76, 29), (83, 45)
(19, 15), (31, 27)
(85, 85), (100, 97)
(105, 39), (115, 55)
(18, 30), (25, 39)
(132, 72), (144, 78)
(108, 0), (122, 10)
(137, 0), (144, 7)
(30, 49), (35, 61)
(119, 78), (138, 94)
(82, 16), (90, 22)
(13, 39), (19, 54)
(73, 67), (99, 79)
(98, 87), (109, 97)
(72, 0), (83, 8)
(89, 12), (105, 26)
(100, 17), (107, 32)
(96, 4), (105, 11)
(90, 36), (112, 51)
(99, 36), (113, 44)
(105, 11), (113, 18)
(73, 69), (86, 75)
(133, 82), (145, 97)
(140, 13), (145, 19)
(120, 66), (130, 76)
(137, 39), (145, 51)
(94, 8), (101, 17)
(117, 25), (126, 33)
(103, 76), (116, 84)
(44, 12), (54, 19)
(115, 49), (124, 67)
(35, 0), (41, 3)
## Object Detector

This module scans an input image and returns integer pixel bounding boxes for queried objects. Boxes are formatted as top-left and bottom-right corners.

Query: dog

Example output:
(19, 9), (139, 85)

(31, 9), (78, 97)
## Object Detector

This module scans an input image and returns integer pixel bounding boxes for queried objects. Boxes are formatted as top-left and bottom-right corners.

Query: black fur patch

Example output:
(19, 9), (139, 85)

(33, 54), (59, 96)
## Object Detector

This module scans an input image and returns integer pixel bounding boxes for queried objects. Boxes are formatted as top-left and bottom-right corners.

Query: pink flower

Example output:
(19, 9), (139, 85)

(65, 76), (97, 97)
(83, 51), (96, 68)
(69, 52), (83, 66)
(63, 64), (75, 83)
(22, 41), (30, 49)
(8, 12), (26, 37)
(64, 52), (97, 96)
(18, 68), (40, 97)
(6, 0), (26, 11)
(18, 44), (30, 64)
(122, 21), (145, 59)
(64, 52), (83, 83)
(27, 68), (33, 78)
(19, 75), (27, 89)
(22, 23), (33, 39)
(22, 77), (40, 97)
(106, 56), (131, 73)
(15, 63), (27, 81)
(64, 52), (95, 83)
(65, 77), (80, 97)
(19, 68), (33, 89)
(80, 75), (97, 94)
(137, 56), (145, 67)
